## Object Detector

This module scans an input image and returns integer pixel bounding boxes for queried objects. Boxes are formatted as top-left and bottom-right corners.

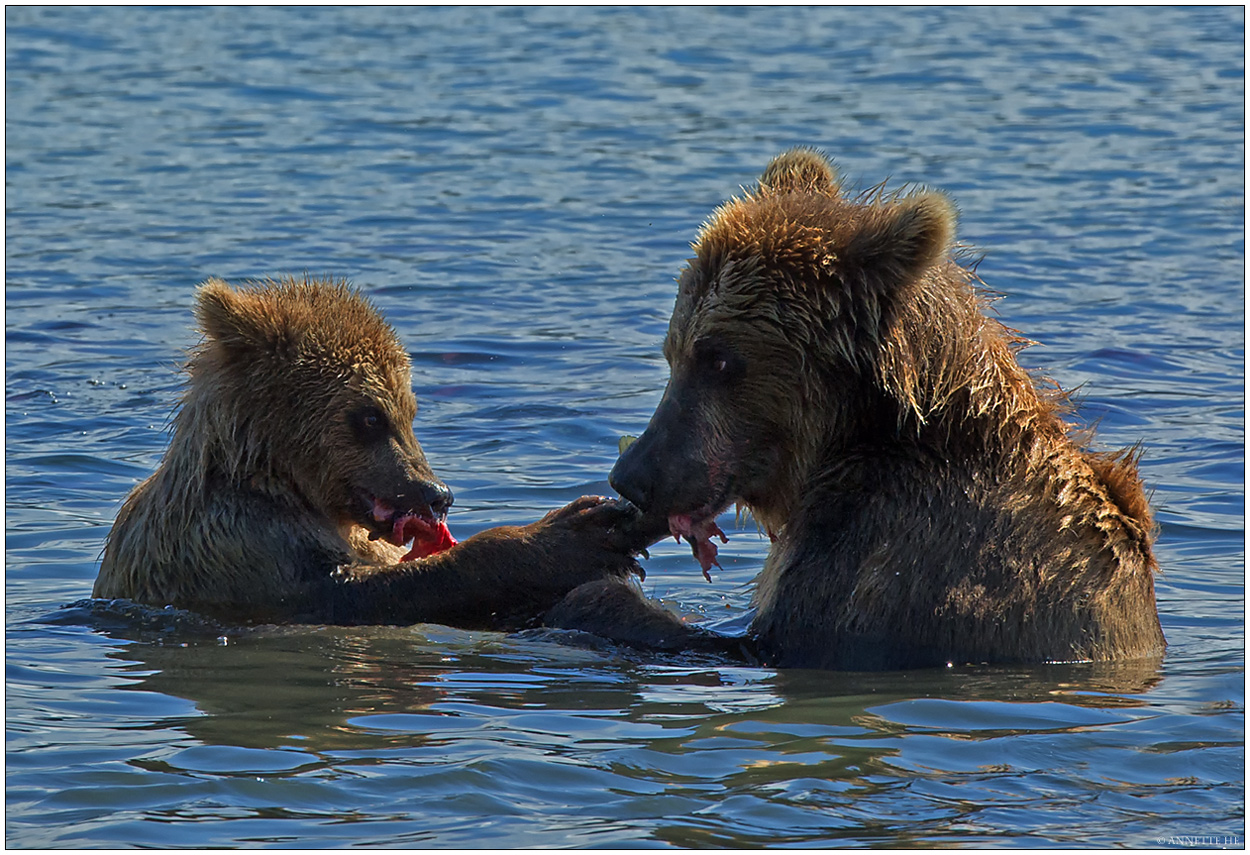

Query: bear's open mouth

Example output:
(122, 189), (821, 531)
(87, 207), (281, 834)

(668, 504), (730, 581)
(365, 496), (457, 561)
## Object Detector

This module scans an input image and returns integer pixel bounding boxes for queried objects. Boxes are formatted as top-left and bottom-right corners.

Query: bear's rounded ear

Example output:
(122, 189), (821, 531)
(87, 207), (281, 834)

(195, 278), (272, 351)
(759, 148), (841, 196)
(841, 191), (956, 291)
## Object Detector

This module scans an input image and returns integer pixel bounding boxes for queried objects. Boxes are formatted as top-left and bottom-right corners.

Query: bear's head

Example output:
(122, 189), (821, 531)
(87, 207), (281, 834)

(611, 148), (956, 538)
(187, 276), (453, 544)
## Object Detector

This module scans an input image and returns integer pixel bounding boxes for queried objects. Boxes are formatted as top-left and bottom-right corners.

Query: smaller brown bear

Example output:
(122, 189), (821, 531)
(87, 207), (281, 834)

(569, 149), (1166, 670)
(94, 276), (644, 627)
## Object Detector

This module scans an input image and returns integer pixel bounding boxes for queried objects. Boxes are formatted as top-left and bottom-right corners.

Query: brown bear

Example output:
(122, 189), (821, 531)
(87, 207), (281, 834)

(582, 149), (1166, 670)
(94, 276), (645, 627)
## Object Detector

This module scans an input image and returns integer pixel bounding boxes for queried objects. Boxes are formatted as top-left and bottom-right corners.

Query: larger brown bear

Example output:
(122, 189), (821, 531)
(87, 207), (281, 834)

(591, 149), (1166, 669)
(94, 276), (644, 627)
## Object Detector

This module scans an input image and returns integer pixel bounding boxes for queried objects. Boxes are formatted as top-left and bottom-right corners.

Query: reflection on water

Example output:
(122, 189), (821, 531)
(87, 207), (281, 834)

(19, 600), (1190, 848)
(79, 610), (1164, 755)
(6, 4), (1243, 848)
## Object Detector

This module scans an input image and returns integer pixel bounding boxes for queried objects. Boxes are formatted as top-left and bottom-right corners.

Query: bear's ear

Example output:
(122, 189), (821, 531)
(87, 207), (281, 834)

(195, 278), (279, 353)
(840, 192), (955, 291)
(759, 148), (841, 195)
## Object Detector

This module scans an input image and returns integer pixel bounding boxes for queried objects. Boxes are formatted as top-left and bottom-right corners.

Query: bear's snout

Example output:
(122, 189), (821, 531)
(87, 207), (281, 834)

(420, 479), (454, 518)
(404, 478), (454, 519)
(609, 441), (653, 510)
(610, 396), (713, 516)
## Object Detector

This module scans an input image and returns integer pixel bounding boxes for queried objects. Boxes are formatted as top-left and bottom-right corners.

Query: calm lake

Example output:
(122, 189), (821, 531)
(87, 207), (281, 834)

(6, 6), (1244, 848)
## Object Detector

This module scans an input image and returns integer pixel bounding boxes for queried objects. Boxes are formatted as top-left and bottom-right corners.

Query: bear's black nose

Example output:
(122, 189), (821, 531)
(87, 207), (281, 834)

(609, 448), (653, 510)
(419, 480), (454, 518)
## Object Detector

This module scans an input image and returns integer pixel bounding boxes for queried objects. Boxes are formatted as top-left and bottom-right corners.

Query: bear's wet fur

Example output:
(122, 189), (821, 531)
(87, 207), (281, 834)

(602, 149), (1165, 669)
(95, 276), (643, 626)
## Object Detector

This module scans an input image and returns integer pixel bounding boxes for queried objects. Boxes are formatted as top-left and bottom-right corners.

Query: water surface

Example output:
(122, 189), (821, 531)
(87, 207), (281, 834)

(6, 6), (1244, 848)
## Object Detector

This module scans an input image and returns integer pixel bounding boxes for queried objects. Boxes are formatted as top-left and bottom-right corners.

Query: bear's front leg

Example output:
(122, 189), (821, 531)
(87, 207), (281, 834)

(545, 577), (759, 661)
(326, 496), (648, 629)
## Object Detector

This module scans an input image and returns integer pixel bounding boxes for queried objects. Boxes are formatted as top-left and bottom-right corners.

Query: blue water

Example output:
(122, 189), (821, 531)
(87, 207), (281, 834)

(6, 6), (1243, 848)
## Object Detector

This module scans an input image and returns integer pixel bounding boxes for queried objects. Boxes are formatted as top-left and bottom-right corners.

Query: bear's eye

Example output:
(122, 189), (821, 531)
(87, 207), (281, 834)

(693, 341), (745, 385)
(349, 405), (390, 444)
